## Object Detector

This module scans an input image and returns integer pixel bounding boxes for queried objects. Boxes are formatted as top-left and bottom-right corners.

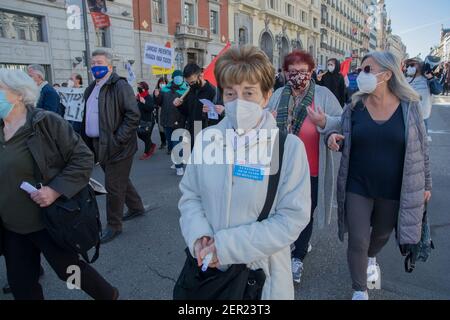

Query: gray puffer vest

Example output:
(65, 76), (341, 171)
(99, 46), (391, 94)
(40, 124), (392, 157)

(332, 100), (432, 245)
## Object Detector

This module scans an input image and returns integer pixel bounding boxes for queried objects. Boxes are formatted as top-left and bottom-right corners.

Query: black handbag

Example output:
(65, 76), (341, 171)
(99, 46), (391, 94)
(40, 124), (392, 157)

(400, 204), (435, 273)
(33, 164), (102, 264)
(173, 131), (287, 300)
(41, 185), (102, 264)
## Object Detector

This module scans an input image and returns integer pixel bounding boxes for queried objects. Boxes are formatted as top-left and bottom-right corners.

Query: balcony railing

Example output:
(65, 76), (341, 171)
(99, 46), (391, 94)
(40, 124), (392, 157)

(175, 24), (209, 39)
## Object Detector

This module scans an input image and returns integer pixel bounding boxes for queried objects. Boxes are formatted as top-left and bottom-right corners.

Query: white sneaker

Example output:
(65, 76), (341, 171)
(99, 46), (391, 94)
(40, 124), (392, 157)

(170, 164), (176, 169)
(427, 135), (432, 142)
(352, 291), (369, 300)
(176, 168), (184, 176)
(367, 257), (379, 283)
(307, 243), (312, 253)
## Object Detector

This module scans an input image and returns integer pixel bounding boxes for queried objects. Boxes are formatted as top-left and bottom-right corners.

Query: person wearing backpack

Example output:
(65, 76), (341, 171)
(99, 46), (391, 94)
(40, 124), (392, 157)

(177, 46), (311, 300)
(326, 51), (431, 300)
(0, 68), (118, 300)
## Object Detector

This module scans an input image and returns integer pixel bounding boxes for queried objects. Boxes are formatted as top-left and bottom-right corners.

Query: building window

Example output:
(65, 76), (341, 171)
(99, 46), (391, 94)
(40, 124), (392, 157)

(302, 11), (307, 23)
(238, 27), (248, 45)
(268, 0), (275, 10)
(313, 17), (318, 28)
(0, 9), (43, 42)
(210, 10), (218, 35)
(152, 0), (164, 24)
(95, 27), (110, 48)
(286, 3), (294, 18)
(184, 2), (195, 26)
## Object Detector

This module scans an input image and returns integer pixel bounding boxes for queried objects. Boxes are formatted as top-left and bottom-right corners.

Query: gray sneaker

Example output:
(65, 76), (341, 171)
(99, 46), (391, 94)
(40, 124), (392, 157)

(291, 258), (304, 284)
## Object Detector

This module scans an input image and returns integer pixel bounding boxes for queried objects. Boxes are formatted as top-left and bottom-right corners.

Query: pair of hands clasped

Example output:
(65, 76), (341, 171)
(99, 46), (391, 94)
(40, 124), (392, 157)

(194, 236), (219, 269)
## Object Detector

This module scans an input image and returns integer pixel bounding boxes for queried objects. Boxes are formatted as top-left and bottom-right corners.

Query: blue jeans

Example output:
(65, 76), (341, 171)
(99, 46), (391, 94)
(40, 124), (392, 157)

(424, 119), (429, 135)
(164, 127), (183, 169)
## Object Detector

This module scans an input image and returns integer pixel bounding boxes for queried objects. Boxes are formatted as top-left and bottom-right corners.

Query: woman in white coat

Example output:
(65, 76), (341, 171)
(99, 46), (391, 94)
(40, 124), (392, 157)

(178, 46), (312, 300)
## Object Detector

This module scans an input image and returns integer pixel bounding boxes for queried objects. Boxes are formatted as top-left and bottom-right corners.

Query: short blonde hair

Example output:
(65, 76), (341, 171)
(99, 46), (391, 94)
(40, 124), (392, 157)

(214, 45), (275, 97)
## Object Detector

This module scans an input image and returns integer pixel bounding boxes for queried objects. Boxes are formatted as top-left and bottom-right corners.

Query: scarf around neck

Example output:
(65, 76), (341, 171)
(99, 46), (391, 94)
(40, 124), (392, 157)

(276, 80), (315, 136)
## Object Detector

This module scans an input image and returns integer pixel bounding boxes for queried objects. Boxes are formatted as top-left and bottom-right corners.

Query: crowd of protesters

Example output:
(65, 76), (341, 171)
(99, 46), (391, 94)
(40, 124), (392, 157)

(1, 45), (445, 300)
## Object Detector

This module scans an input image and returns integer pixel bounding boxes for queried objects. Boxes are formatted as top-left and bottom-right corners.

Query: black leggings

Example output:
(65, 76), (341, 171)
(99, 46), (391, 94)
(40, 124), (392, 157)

(292, 176), (318, 260)
(137, 123), (155, 153)
(345, 192), (399, 291)
(3, 228), (115, 300)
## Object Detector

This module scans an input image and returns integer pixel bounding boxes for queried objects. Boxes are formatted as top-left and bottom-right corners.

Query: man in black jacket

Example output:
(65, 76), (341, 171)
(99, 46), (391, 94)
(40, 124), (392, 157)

(173, 64), (218, 150)
(81, 49), (148, 243)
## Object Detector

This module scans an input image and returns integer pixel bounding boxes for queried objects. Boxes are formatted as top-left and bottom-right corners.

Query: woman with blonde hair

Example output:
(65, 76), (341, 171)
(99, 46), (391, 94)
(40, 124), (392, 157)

(177, 45), (312, 300)
(327, 51), (431, 300)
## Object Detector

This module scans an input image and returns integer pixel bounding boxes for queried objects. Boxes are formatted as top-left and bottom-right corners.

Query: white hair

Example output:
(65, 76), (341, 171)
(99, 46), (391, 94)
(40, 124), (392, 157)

(352, 51), (420, 107)
(27, 64), (46, 80)
(0, 68), (40, 106)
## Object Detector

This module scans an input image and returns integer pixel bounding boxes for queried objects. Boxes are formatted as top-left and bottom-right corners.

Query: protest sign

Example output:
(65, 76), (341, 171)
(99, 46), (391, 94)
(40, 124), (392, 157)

(143, 43), (174, 69)
(57, 88), (85, 123)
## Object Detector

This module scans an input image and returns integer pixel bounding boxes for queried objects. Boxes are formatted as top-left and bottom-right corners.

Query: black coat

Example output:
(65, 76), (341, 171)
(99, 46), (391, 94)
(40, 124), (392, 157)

(178, 81), (217, 131)
(317, 60), (346, 107)
(137, 94), (155, 123)
(81, 72), (141, 165)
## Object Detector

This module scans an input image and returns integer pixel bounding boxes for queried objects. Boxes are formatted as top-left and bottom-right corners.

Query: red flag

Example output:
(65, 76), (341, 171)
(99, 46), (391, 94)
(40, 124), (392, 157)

(91, 12), (111, 28)
(203, 42), (231, 87)
(340, 57), (352, 78)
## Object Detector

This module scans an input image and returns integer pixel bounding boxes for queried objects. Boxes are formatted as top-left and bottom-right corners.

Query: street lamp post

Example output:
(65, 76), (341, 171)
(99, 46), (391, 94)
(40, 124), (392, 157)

(81, 0), (93, 83)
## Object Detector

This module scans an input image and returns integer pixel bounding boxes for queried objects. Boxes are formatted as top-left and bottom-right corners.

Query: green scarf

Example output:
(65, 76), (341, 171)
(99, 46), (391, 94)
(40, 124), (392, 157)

(276, 80), (315, 136)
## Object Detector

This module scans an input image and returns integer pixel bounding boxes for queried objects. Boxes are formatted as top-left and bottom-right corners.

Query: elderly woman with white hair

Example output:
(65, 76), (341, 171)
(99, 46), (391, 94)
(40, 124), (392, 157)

(327, 51), (432, 300)
(0, 69), (118, 300)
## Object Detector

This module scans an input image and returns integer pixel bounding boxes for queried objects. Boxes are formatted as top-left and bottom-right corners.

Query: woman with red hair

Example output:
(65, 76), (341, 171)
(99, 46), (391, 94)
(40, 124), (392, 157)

(267, 50), (342, 284)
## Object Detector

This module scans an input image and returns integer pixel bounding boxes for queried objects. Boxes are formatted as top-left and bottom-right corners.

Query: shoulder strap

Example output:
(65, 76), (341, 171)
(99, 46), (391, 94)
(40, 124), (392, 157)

(257, 130), (287, 222)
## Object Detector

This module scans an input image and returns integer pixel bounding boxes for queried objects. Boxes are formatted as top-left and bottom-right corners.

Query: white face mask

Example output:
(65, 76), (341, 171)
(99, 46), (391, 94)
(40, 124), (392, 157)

(224, 99), (264, 134)
(356, 71), (385, 94)
(328, 65), (335, 73)
(406, 66), (417, 77)
(67, 80), (75, 88)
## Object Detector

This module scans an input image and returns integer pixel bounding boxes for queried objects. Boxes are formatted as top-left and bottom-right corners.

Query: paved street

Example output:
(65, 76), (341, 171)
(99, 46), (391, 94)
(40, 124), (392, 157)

(1, 96), (450, 300)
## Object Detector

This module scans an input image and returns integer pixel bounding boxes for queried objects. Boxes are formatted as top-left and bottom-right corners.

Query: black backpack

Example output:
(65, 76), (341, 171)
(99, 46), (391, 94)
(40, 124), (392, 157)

(42, 184), (101, 263)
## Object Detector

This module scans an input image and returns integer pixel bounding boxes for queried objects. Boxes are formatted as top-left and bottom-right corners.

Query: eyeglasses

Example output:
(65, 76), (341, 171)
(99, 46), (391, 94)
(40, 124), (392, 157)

(406, 64), (416, 68)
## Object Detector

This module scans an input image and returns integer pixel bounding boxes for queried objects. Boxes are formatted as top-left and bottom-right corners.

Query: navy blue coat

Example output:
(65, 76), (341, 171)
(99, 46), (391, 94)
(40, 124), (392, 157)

(36, 83), (62, 115)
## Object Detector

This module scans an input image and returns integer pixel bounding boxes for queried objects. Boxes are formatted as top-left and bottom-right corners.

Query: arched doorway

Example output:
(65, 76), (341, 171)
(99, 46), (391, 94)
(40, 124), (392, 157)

(280, 37), (290, 66)
(260, 32), (274, 63)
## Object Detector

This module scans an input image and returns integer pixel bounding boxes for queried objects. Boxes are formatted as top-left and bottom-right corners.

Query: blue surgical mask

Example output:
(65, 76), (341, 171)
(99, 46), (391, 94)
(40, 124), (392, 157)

(173, 76), (183, 86)
(0, 90), (14, 120)
(91, 65), (109, 80)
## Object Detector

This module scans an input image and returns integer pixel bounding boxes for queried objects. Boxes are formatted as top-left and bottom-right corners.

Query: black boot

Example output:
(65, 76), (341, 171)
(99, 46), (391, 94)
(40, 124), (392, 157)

(159, 131), (166, 149)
